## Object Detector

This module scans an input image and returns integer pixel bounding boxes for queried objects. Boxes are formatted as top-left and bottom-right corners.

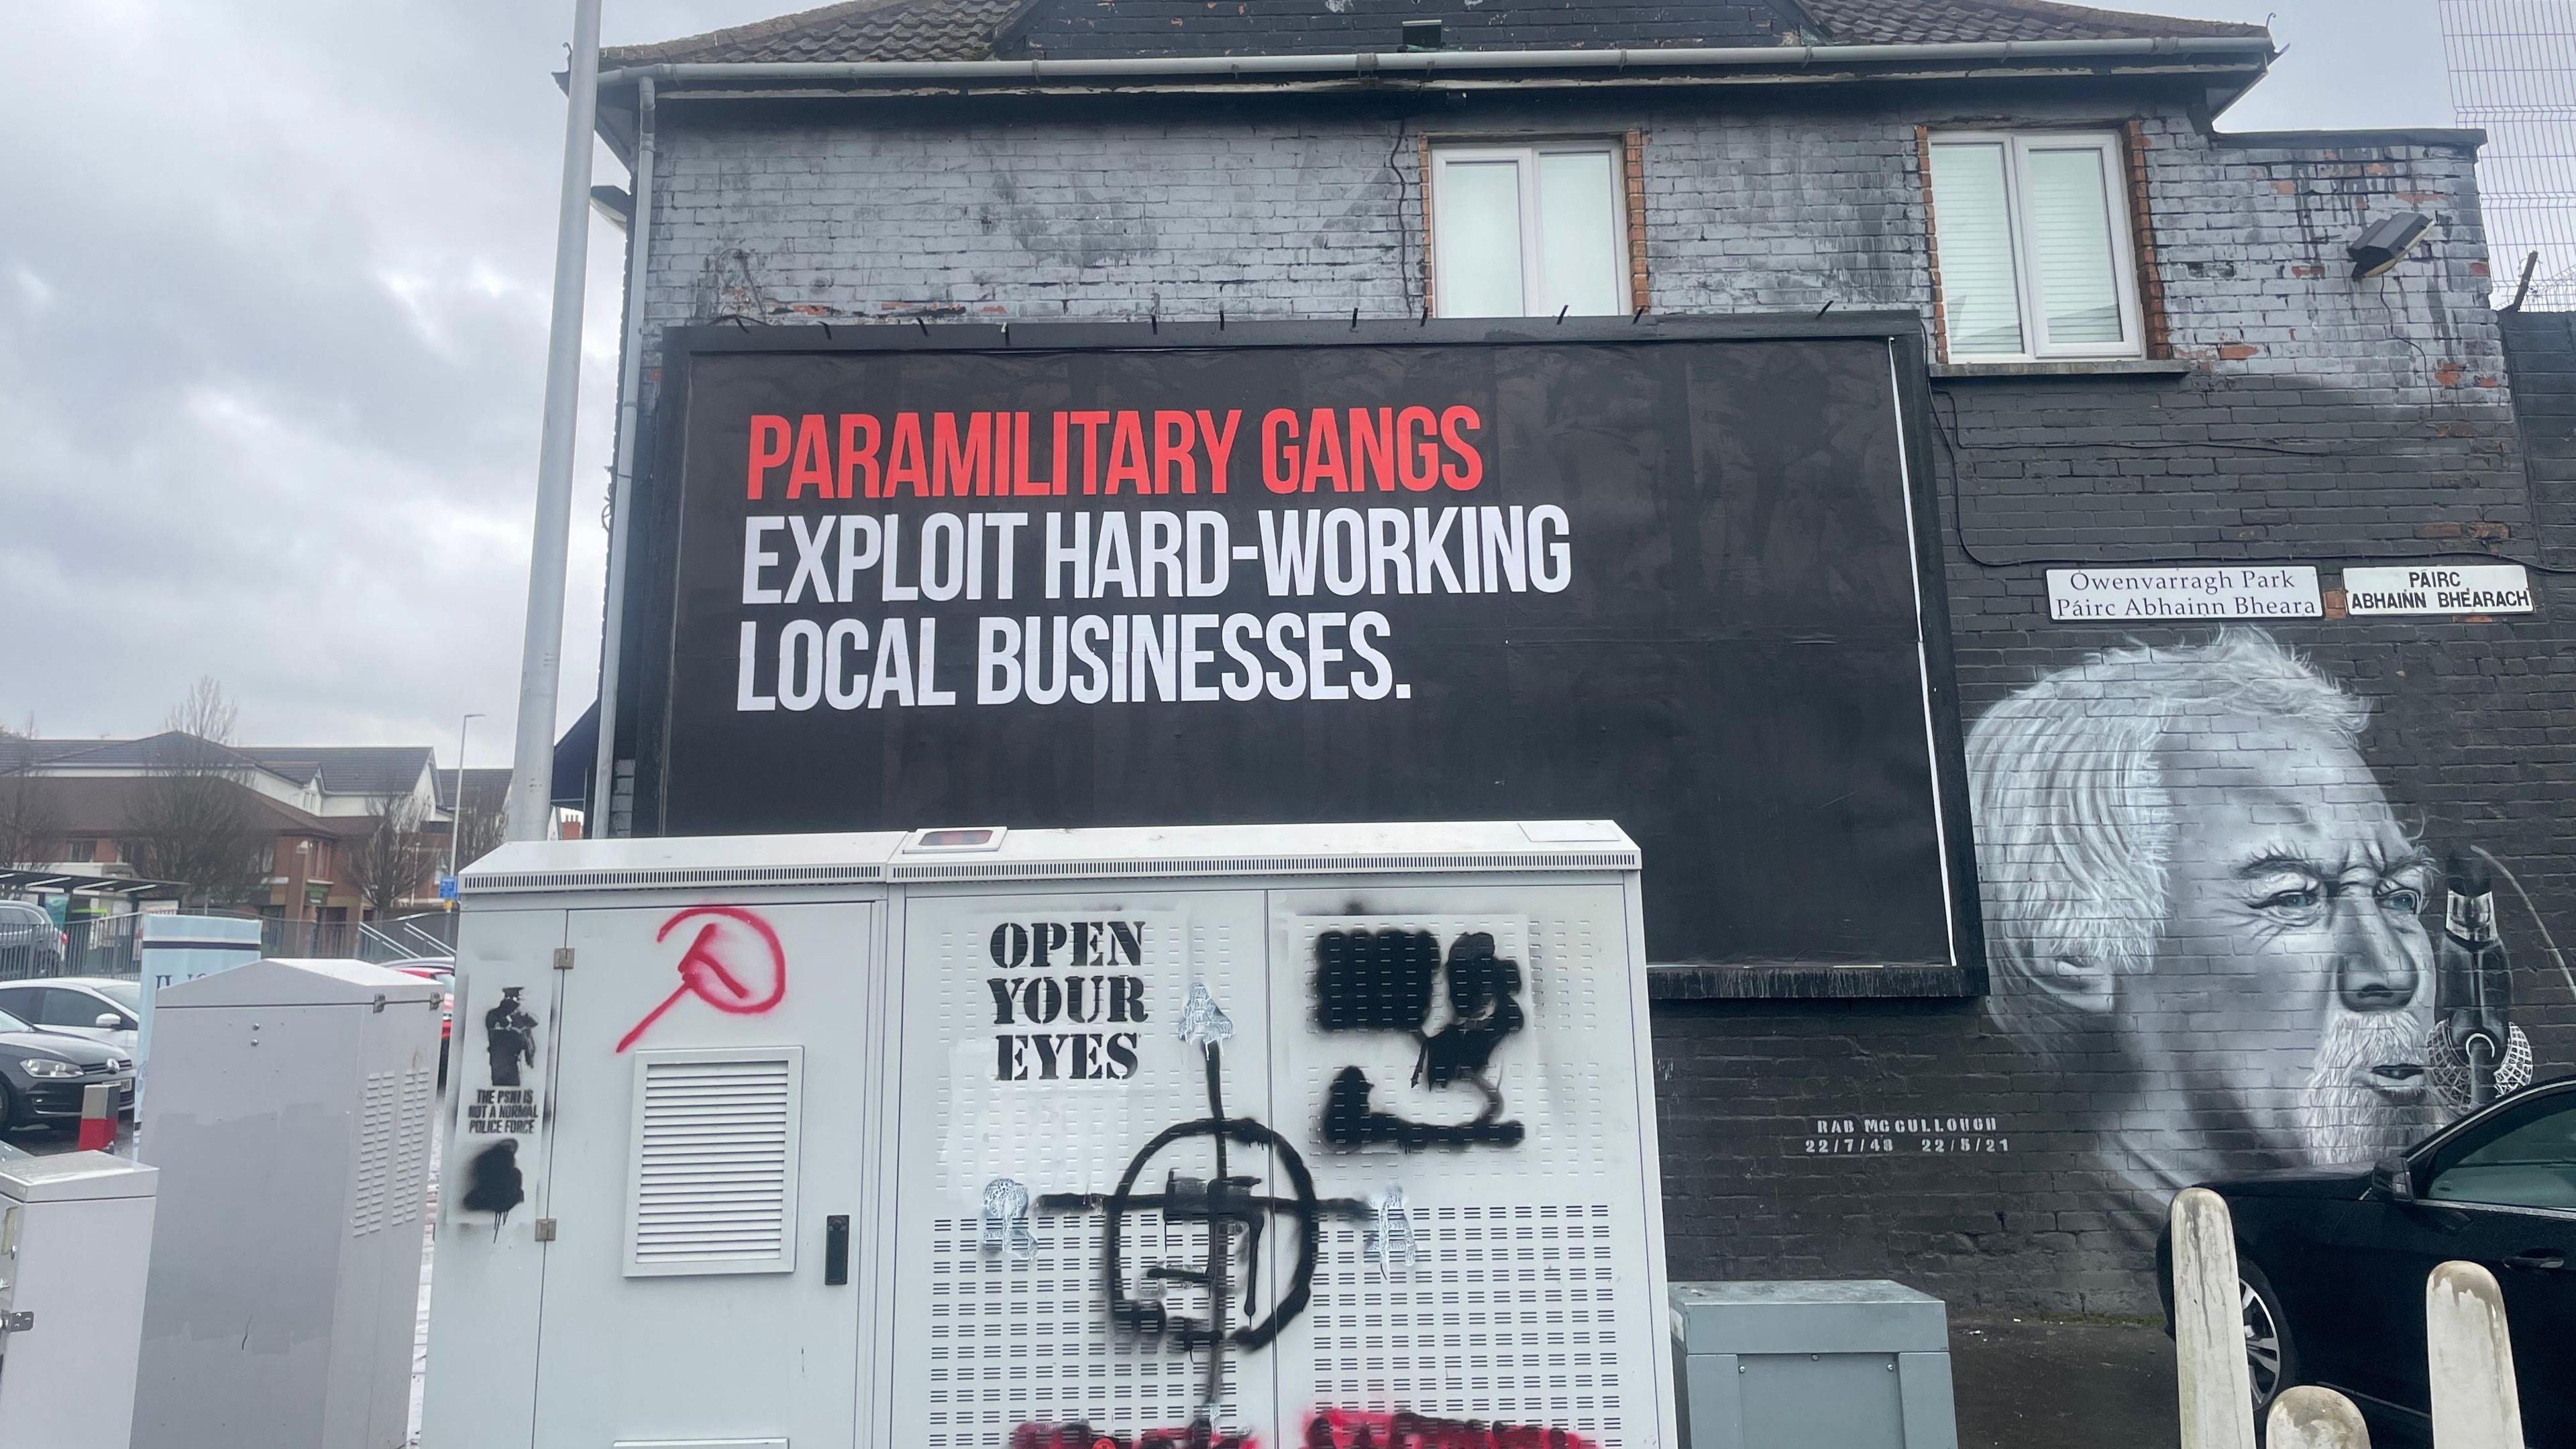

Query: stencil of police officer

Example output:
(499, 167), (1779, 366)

(484, 985), (537, 1087)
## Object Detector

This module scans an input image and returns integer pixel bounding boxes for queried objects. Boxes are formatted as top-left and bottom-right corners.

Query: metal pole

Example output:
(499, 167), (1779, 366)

(449, 711), (483, 880)
(592, 75), (656, 839)
(505, 0), (604, 843)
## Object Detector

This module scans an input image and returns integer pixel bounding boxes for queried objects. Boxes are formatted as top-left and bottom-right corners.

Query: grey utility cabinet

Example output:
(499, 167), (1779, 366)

(131, 959), (443, 1449)
(1670, 1281), (1958, 1449)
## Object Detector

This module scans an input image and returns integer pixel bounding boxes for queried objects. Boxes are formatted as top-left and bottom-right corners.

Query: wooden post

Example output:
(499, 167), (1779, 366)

(2172, 1187), (2259, 1449)
(2427, 1260), (2525, 1449)
(2267, 1385), (2372, 1448)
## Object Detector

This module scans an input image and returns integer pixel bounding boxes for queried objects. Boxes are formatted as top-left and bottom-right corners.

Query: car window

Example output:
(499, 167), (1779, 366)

(2428, 1096), (2576, 1211)
(36, 988), (95, 1026)
(58, 988), (128, 1027)
(93, 981), (142, 1013)
(0, 987), (35, 1018)
(0, 1007), (34, 1033)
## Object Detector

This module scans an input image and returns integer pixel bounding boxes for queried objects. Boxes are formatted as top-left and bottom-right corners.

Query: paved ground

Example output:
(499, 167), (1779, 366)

(7, 1118), (130, 1156)
(1951, 1313), (2180, 1449)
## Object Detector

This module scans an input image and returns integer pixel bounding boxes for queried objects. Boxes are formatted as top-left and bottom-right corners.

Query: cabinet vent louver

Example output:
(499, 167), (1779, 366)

(350, 1070), (396, 1235)
(624, 1049), (803, 1277)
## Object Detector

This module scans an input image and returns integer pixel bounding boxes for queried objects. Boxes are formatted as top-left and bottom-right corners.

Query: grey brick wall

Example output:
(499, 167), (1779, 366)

(616, 85), (2576, 1314)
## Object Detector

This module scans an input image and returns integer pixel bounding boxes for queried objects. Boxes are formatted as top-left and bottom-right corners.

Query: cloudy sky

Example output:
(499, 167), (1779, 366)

(0, 0), (2457, 763)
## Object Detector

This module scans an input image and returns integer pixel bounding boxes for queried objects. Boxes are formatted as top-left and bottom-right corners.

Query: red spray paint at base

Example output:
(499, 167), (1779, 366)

(1011, 1425), (1255, 1449)
(1303, 1411), (1598, 1449)
(1010, 1410), (1595, 1449)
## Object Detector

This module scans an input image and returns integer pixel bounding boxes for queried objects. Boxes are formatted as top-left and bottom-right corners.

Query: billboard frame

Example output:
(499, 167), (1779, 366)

(614, 311), (1983, 987)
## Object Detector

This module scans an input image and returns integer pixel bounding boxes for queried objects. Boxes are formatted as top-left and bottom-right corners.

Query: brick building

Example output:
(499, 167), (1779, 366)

(0, 734), (459, 929)
(575, 0), (2576, 1316)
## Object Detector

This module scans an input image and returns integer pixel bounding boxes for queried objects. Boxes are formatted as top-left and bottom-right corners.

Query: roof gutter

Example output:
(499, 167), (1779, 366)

(596, 36), (2275, 92)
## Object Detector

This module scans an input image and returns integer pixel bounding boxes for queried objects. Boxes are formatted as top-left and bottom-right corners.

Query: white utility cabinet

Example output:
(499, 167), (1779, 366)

(423, 821), (1674, 1449)
(135, 912), (264, 1070)
(131, 958), (445, 1449)
(0, 1151), (158, 1449)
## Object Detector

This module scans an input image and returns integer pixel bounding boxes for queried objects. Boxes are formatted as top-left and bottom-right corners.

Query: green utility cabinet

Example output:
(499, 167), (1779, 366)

(1670, 1281), (1960, 1449)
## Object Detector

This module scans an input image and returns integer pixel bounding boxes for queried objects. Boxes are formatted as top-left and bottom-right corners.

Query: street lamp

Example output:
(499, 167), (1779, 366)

(449, 712), (485, 885)
(506, 0), (604, 843)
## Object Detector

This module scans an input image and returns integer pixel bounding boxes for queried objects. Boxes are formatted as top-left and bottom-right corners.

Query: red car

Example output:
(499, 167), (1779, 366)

(386, 959), (455, 1083)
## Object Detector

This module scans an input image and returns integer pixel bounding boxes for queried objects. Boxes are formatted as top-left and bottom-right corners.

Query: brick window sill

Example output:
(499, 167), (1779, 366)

(1929, 359), (2197, 380)
(1647, 962), (1982, 1002)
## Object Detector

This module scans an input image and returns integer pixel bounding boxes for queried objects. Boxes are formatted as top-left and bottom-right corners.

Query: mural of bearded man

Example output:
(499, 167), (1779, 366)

(1968, 628), (2461, 1206)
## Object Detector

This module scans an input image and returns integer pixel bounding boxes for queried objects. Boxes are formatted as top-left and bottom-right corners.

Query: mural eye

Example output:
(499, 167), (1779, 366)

(2381, 885), (2424, 914)
(2253, 885), (2322, 914)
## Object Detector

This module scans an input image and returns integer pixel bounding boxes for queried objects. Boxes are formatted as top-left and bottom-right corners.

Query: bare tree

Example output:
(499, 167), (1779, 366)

(0, 774), (58, 869)
(0, 718), (57, 868)
(122, 678), (271, 910)
(344, 794), (439, 919)
(449, 780), (506, 873)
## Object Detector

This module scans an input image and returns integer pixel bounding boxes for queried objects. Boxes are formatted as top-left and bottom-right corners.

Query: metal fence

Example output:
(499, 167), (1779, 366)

(259, 910), (458, 963)
(11, 908), (460, 983)
(58, 912), (146, 978)
(2444, 0), (2576, 308)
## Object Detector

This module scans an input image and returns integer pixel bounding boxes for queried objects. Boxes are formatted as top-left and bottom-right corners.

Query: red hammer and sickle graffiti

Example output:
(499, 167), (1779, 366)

(614, 905), (788, 1053)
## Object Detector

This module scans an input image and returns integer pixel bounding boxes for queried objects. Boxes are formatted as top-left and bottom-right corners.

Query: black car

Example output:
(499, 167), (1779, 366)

(0, 1002), (135, 1130)
(2161, 1075), (2576, 1446)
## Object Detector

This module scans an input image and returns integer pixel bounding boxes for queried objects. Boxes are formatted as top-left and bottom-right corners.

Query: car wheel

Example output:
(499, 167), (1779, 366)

(0, 1080), (19, 1134)
(2241, 1258), (2298, 1421)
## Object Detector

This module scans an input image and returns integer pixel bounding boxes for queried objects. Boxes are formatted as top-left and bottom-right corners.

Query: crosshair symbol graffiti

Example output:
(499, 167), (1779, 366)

(1040, 1034), (1373, 1419)
(1099, 1114), (1324, 1351)
(614, 905), (788, 1053)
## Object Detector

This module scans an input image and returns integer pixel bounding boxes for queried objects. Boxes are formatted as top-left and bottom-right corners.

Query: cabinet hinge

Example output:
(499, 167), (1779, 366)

(552, 947), (575, 971)
(533, 1218), (558, 1242)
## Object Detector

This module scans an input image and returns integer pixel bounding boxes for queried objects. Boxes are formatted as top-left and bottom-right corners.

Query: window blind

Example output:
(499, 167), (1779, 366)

(2024, 145), (2126, 346)
(1436, 158), (1526, 319)
(1928, 142), (2025, 358)
(1536, 150), (1622, 318)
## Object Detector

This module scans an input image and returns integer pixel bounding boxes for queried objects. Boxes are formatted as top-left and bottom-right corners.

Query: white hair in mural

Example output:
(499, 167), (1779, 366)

(1967, 627), (2372, 1061)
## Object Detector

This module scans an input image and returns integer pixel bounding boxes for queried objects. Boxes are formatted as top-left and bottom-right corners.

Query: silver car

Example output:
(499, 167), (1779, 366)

(0, 977), (140, 1055)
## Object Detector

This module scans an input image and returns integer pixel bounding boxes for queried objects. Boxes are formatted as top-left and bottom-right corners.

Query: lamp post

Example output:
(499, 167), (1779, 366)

(449, 712), (485, 888)
(504, 0), (605, 842)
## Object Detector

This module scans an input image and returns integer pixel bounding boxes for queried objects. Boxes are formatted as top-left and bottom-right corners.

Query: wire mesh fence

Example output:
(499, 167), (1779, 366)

(2445, 0), (2576, 308)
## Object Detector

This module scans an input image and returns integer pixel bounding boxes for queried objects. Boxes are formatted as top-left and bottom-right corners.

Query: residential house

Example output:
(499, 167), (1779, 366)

(572, 0), (2575, 1320)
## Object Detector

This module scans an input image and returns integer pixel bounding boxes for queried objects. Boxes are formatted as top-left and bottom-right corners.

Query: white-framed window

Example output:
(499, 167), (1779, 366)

(1430, 142), (1629, 319)
(1927, 131), (2146, 362)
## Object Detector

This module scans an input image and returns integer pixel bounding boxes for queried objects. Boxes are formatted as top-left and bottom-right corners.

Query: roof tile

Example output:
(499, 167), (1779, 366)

(605, 0), (1032, 64)
(603, 0), (2264, 66)
(1803, 0), (2265, 44)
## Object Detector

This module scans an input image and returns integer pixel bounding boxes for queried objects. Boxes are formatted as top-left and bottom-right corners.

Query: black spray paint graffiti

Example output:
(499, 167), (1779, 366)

(484, 986), (537, 1088)
(460, 1139), (525, 1223)
(1039, 985), (1369, 1427)
(1315, 929), (1525, 1151)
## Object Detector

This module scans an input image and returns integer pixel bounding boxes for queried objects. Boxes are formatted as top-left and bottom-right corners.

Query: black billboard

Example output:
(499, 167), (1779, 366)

(620, 317), (1976, 969)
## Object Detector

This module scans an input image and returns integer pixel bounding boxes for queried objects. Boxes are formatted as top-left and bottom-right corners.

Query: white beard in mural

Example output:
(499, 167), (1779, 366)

(2300, 1007), (2447, 1164)
(1966, 628), (2514, 1202)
